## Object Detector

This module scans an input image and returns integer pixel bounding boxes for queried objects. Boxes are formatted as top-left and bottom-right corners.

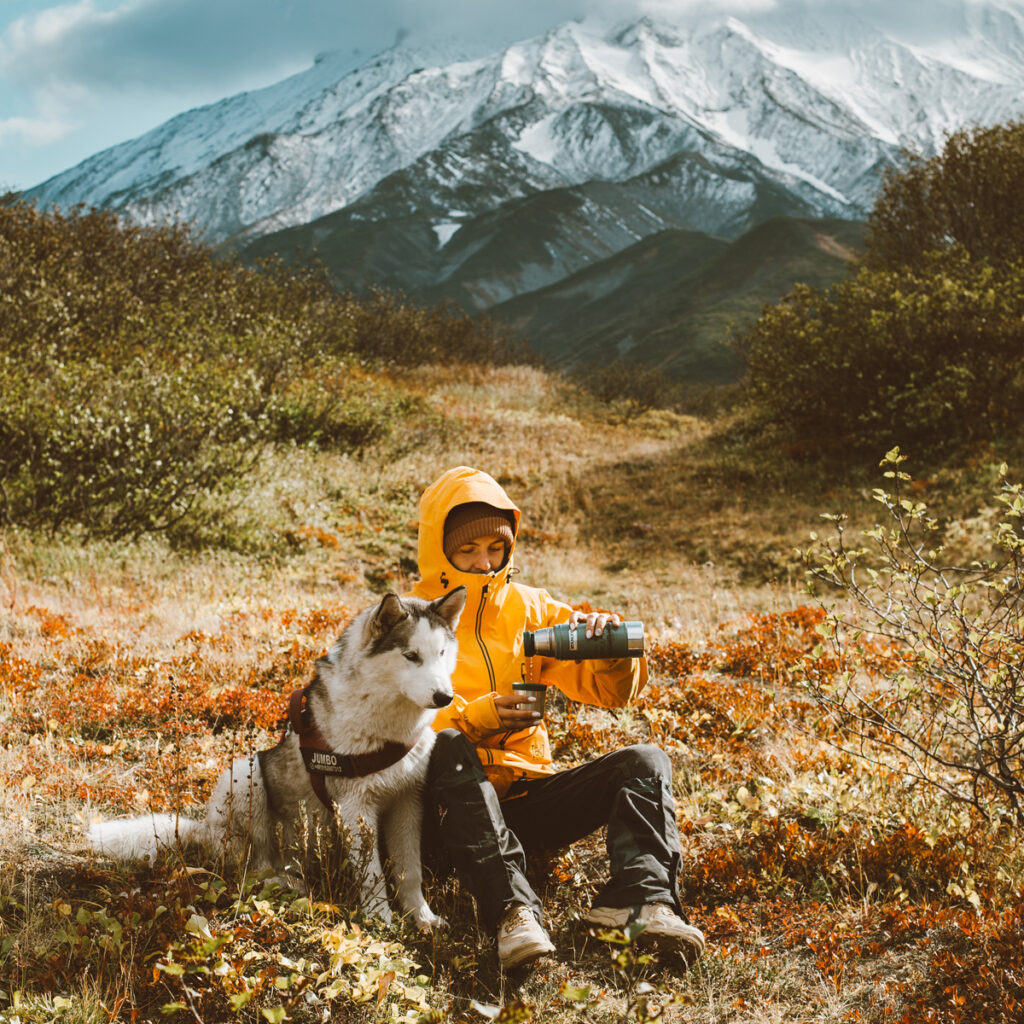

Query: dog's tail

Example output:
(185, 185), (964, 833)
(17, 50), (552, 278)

(88, 813), (205, 861)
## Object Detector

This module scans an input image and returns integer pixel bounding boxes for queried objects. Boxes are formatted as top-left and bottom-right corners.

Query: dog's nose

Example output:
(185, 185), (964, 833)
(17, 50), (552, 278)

(432, 691), (454, 708)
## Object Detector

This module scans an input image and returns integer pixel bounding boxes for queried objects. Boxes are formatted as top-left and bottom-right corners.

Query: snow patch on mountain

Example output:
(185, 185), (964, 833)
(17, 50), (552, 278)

(432, 221), (462, 247)
(513, 114), (561, 166)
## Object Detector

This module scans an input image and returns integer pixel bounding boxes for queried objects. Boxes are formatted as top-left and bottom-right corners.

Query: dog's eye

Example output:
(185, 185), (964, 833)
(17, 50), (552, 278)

(403, 651), (421, 664)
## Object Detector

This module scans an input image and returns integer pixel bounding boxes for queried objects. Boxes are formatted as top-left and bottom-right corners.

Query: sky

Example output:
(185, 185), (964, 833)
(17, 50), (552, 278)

(0, 0), (1018, 191)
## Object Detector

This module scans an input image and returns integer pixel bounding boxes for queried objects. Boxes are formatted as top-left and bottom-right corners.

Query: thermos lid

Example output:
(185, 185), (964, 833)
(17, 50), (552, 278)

(624, 621), (645, 655)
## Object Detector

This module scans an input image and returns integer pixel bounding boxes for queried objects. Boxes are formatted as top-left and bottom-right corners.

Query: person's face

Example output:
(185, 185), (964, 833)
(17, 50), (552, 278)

(449, 532), (508, 573)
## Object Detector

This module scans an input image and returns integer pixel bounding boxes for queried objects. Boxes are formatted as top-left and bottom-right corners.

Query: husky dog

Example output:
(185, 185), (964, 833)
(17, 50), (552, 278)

(88, 587), (466, 930)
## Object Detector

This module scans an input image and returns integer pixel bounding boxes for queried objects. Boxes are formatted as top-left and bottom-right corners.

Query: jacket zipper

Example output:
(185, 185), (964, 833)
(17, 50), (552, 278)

(476, 583), (496, 692)
(476, 583), (515, 750)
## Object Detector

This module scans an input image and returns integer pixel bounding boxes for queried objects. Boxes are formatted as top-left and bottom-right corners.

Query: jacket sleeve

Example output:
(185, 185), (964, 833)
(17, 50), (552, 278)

(432, 691), (503, 742)
(533, 591), (649, 708)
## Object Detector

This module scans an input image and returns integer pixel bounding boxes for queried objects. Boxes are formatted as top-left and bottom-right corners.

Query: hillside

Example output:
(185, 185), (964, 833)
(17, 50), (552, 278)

(490, 216), (866, 381)
(3, 362), (1023, 1024)
(3, 191), (1024, 1024)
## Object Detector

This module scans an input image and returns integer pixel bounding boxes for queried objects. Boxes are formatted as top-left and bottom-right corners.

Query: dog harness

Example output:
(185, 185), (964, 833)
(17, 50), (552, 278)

(285, 683), (418, 810)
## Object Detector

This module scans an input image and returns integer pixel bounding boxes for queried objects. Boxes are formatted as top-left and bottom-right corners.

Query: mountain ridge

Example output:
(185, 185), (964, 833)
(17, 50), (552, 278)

(29, 4), (1024, 243)
(491, 215), (867, 382)
(21, 2), (1024, 379)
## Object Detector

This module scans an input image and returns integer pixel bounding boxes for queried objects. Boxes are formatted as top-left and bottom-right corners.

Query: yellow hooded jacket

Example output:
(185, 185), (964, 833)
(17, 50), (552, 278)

(410, 466), (648, 797)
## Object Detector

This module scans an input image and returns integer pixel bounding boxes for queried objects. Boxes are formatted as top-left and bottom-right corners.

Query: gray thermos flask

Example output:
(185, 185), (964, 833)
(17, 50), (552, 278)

(523, 621), (645, 661)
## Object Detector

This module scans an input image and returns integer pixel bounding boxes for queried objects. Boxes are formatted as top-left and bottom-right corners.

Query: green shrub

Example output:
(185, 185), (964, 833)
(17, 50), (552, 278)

(737, 120), (1024, 456)
(0, 200), (504, 542)
(270, 370), (443, 456)
(0, 351), (273, 537)
(866, 121), (1024, 273)
(569, 357), (681, 420)
(0, 201), (333, 539)
(738, 253), (1024, 455)
(0, 195), (352, 367)
(344, 288), (526, 368)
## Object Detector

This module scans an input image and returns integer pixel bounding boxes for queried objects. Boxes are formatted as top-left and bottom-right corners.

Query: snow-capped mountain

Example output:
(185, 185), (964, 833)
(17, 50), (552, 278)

(23, 1), (1024, 351)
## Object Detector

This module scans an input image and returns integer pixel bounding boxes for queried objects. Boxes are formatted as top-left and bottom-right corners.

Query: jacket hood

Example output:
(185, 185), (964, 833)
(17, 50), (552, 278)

(417, 467), (521, 595)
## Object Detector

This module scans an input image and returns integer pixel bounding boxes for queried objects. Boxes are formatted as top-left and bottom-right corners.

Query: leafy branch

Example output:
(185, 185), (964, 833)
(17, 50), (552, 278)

(805, 447), (1024, 824)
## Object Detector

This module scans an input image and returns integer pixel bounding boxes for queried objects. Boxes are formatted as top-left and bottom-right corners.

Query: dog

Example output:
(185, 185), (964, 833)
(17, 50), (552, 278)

(88, 587), (466, 930)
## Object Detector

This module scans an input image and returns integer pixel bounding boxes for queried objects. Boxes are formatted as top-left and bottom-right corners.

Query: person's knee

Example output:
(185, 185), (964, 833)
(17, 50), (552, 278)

(618, 743), (672, 782)
(429, 729), (485, 784)
(433, 728), (472, 758)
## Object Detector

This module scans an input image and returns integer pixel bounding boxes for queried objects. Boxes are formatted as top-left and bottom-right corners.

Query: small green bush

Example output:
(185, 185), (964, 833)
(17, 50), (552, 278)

(0, 195), (353, 368)
(569, 357), (681, 420)
(343, 288), (525, 368)
(866, 120), (1024, 273)
(0, 351), (272, 537)
(270, 370), (442, 456)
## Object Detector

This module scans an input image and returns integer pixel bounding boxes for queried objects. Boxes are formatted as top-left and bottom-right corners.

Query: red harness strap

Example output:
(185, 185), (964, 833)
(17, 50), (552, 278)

(287, 684), (416, 810)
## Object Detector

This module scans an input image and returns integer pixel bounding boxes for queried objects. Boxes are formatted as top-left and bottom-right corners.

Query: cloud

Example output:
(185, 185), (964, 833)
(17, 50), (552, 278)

(0, 114), (72, 144)
(3, 0), (105, 51)
(5, 0), (1023, 105)
(0, 0), (589, 98)
(0, 0), (805, 100)
(630, 0), (776, 16)
(1, 0), (313, 94)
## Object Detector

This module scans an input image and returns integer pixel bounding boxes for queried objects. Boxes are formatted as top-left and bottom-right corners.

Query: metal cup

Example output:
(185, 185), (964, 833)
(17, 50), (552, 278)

(511, 681), (547, 716)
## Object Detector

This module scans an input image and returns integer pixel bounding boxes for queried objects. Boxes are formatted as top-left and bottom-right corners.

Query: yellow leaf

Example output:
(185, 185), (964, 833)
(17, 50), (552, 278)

(21, 775), (36, 792)
(735, 786), (760, 812)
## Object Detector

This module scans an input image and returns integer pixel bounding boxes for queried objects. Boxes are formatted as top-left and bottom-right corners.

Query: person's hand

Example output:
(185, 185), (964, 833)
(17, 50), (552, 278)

(492, 693), (541, 732)
(568, 609), (622, 638)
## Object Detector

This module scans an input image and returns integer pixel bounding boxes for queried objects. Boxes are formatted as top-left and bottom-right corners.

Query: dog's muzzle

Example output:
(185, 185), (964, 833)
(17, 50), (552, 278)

(432, 690), (454, 708)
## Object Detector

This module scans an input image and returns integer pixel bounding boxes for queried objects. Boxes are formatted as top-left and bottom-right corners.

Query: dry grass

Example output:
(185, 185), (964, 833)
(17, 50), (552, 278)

(2, 364), (1022, 1024)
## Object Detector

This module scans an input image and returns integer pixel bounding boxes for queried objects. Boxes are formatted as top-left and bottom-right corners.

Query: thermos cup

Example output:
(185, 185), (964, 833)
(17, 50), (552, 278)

(511, 681), (547, 715)
(522, 620), (644, 661)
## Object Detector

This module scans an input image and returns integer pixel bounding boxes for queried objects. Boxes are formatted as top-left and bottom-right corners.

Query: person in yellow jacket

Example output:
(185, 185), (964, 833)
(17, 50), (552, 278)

(411, 466), (705, 970)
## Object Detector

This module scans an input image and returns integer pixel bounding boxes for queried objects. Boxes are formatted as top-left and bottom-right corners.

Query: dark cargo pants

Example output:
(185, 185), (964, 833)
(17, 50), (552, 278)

(423, 728), (684, 929)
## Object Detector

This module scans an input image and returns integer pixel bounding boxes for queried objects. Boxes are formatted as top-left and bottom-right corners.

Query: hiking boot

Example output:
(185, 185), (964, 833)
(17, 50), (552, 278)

(497, 903), (555, 970)
(584, 902), (705, 961)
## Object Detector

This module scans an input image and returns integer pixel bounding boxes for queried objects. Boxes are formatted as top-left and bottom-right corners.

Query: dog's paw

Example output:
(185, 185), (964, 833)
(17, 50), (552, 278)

(410, 906), (447, 932)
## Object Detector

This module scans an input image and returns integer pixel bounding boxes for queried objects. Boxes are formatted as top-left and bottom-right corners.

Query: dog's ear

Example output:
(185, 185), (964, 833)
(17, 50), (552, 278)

(369, 593), (409, 640)
(432, 585), (466, 629)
